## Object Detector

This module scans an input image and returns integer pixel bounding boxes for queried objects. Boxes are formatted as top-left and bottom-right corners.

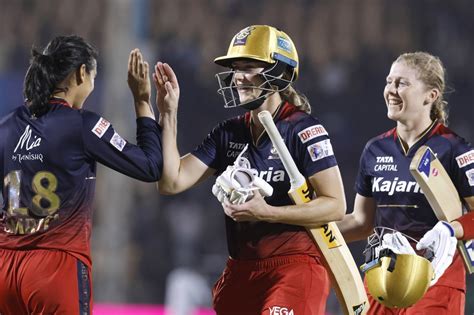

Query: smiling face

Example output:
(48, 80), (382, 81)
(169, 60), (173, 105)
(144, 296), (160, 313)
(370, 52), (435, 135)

(231, 60), (268, 103)
(384, 61), (437, 124)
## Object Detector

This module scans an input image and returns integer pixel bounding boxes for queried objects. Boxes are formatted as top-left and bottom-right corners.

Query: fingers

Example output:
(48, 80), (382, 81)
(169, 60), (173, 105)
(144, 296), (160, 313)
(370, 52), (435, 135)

(163, 63), (178, 87)
(129, 49), (148, 77)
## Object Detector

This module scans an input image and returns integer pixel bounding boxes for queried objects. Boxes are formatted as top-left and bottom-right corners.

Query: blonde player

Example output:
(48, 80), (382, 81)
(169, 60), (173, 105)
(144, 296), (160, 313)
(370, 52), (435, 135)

(338, 52), (474, 314)
(154, 25), (346, 314)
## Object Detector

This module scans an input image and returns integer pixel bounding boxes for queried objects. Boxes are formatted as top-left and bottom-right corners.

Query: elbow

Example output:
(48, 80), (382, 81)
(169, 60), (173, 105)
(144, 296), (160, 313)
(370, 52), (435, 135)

(157, 181), (179, 195)
(332, 198), (346, 221)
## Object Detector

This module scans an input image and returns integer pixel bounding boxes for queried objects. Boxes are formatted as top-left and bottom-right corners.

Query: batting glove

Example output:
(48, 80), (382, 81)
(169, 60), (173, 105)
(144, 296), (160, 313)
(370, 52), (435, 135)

(380, 232), (416, 255)
(416, 221), (457, 285)
(212, 145), (273, 205)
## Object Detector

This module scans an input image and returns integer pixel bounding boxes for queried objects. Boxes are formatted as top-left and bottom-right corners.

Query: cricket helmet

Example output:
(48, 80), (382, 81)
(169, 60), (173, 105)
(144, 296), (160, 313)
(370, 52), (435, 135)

(361, 227), (434, 308)
(214, 25), (299, 110)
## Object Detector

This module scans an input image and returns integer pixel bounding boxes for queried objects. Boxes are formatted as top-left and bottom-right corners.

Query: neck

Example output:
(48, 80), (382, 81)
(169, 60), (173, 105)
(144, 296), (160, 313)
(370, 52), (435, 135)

(52, 91), (76, 109)
(249, 92), (283, 144)
(396, 115), (435, 149)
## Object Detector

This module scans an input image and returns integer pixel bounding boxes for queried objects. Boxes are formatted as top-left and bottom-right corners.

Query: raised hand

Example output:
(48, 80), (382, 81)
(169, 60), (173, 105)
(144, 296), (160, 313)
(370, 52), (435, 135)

(153, 62), (180, 116)
(127, 49), (151, 104)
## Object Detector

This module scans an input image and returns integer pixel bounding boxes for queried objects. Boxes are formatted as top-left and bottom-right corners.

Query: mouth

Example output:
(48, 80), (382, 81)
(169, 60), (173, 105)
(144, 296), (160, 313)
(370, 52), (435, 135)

(388, 98), (402, 107)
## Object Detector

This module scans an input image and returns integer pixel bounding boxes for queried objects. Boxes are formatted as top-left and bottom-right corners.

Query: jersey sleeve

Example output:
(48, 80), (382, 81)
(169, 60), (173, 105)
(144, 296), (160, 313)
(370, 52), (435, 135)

(191, 122), (225, 172)
(450, 137), (474, 198)
(291, 115), (338, 178)
(81, 111), (162, 182)
(355, 142), (373, 197)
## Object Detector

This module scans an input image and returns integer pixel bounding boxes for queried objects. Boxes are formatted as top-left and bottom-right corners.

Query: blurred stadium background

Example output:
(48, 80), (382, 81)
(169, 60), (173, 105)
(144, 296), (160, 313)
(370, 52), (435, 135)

(0, 0), (473, 314)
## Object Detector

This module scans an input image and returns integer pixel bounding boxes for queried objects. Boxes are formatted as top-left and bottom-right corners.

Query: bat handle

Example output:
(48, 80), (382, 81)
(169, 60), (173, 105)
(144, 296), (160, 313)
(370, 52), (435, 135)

(258, 110), (306, 188)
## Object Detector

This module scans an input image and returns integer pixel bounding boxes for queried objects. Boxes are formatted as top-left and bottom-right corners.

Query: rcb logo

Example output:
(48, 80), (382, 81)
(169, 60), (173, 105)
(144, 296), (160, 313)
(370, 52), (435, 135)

(233, 26), (255, 46)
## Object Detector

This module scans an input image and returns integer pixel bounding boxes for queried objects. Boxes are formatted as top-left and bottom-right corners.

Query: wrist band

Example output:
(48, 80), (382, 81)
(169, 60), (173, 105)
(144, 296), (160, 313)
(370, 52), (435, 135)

(456, 211), (474, 240)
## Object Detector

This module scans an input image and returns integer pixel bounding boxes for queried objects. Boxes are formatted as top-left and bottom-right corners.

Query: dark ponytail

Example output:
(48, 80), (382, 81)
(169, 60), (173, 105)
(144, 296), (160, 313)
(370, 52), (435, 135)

(23, 35), (98, 117)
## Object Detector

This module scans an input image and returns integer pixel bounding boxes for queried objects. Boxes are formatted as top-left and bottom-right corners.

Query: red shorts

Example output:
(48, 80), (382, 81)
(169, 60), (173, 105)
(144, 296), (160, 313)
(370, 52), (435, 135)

(0, 248), (92, 315)
(212, 254), (330, 315)
(366, 283), (465, 315)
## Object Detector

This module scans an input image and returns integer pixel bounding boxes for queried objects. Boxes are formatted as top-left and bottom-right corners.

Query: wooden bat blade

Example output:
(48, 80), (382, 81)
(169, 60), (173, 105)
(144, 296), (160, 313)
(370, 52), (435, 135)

(259, 110), (369, 315)
(409, 146), (462, 221)
(410, 145), (474, 273)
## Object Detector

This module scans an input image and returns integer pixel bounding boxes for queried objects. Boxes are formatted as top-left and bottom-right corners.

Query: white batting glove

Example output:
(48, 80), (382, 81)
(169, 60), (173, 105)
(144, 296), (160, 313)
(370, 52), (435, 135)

(212, 145), (273, 205)
(380, 232), (416, 255)
(416, 221), (457, 286)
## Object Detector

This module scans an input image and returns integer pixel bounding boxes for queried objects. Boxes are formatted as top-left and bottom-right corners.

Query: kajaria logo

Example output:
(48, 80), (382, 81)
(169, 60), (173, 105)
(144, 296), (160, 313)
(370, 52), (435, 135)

(298, 124), (328, 143)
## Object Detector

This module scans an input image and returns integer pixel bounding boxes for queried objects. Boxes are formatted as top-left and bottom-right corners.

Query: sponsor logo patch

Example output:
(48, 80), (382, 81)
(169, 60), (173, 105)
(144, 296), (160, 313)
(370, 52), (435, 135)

(374, 156), (398, 171)
(307, 139), (334, 162)
(110, 132), (126, 151)
(226, 141), (248, 158)
(465, 169), (474, 186)
(92, 117), (110, 138)
(277, 36), (292, 53)
(298, 124), (328, 143)
(12, 125), (44, 163)
(268, 146), (280, 160)
(372, 177), (422, 195)
(269, 306), (294, 315)
(456, 150), (474, 168)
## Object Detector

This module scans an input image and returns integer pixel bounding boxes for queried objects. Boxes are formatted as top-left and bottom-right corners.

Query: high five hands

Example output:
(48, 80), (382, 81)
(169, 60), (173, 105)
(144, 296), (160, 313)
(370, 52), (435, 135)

(153, 62), (180, 118)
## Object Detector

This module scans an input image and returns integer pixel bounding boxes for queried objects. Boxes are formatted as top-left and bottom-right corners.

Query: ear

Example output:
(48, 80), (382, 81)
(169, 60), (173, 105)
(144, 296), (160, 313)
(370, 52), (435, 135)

(424, 88), (440, 105)
(75, 64), (87, 85)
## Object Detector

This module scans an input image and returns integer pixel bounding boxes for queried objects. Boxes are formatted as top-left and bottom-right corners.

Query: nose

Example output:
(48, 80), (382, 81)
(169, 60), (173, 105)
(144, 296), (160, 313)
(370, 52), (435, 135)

(386, 81), (397, 95)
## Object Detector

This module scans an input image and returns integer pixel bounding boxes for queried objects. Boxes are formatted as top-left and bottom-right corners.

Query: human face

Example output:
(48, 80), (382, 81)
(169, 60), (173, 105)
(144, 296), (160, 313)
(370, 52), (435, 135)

(231, 60), (268, 104)
(384, 61), (433, 124)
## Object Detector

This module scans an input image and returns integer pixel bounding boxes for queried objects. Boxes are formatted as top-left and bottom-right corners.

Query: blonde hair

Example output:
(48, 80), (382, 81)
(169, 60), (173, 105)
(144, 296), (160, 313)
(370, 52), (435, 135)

(280, 85), (311, 114)
(395, 52), (449, 125)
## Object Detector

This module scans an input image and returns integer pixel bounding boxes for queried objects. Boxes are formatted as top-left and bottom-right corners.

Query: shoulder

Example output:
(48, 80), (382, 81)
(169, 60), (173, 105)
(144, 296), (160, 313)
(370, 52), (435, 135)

(362, 127), (397, 152)
(78, 109), (111, 133)
(210, 114), (246, 133)
(431, 124), (470, 147)
(0, 107), (20, 125)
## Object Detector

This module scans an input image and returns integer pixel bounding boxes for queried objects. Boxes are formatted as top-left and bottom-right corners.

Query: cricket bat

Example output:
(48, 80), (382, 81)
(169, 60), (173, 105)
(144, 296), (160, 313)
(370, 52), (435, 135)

(258, 110), (368, 315)
(409, 145), (474, 273)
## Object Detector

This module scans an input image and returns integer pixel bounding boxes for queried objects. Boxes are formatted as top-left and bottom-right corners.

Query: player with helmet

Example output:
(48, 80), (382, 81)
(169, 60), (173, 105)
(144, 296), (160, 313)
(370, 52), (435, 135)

(154, 25), (346, 314)
(0, 36), (162, 314)
(337, 52), (474, 314)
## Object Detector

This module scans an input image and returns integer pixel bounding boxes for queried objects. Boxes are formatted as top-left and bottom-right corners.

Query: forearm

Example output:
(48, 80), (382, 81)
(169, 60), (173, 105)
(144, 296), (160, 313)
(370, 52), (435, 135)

(451, 210), (474, 240)
(157, 110), (182, 194)
(134, 100), (155, 120)
(266, 196), (345, 227)
(337, 213), (373, 243)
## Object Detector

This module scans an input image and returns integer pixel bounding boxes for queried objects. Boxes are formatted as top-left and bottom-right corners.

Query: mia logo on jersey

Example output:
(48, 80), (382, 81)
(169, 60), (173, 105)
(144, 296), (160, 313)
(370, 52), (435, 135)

(12, 125), (44, 163)
(14, 125), (41, 152)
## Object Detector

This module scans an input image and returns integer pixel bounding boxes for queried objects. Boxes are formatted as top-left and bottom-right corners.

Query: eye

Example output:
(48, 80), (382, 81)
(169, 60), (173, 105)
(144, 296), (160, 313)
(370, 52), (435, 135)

(398, 80), (408, 87)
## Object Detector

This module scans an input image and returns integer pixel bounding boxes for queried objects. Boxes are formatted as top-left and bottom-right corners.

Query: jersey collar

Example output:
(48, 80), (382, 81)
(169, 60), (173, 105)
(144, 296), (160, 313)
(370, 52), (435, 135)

(49, 97), (72, 108)
(394, 120), (439, 156)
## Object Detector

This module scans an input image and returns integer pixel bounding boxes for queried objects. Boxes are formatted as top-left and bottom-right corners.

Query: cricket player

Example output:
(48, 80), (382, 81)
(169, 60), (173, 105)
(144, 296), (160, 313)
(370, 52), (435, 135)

(0, 36), (163, 314)
(154, 25), (346, 314)
(338, 52), (474, 314)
